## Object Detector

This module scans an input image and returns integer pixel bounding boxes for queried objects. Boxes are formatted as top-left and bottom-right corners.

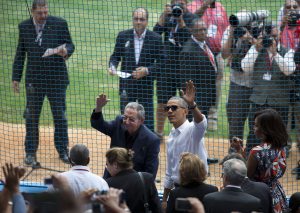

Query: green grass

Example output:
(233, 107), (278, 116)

(0, 0), (283, 138)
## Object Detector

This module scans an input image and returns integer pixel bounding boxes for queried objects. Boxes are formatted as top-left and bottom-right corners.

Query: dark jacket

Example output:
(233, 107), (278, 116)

(109, 28), (164, 94)
(241, 178), (273, 213)
(166, 182), (218, 213)
(106, 169), (162, 213)
(90, 111), (160, 178)
(12, 16), (75, 87)
(203, 186), (262, 213)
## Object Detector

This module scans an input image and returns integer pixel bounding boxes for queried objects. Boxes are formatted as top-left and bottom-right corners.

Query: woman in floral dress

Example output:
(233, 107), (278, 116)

(247, 108), (288, 213)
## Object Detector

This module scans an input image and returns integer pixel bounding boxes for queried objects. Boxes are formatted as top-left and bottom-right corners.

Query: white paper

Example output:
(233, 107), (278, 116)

(207, 24), (218, 37)
(116, 71), (131, 78)
(42, 44), (66, 57)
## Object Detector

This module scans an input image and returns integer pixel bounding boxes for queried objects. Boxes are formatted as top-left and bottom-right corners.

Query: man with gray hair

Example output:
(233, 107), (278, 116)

(220, 153), (272, 213)
(203, 159), (262, 213)
(91, 94), (160, 179)
(57, 144), (108, 196)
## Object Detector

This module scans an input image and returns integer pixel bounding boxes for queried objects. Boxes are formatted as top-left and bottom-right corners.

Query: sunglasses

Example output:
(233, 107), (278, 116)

(286, 5), (298, 9)
(164, 105), (185, 112)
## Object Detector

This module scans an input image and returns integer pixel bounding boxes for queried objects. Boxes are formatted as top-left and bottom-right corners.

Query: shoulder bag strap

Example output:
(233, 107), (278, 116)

(137, 172), (150, 213)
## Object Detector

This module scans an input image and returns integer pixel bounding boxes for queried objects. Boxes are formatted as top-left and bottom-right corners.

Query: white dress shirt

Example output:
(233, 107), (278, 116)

(164, 117), (208, 189)
(59, 165), (109, 196)
(241, 45), (296, 76)
(134, 29), (146, 64)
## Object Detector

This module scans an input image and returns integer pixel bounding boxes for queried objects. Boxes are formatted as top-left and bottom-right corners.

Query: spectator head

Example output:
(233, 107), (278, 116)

(179, 152), (207, 186)
(289, 192), (300, 213)
(166, 96), (188, 128)
(31, 0), (48, 25)
(132, 7), (148, 36)
(123, 102), (145, 134)
(105, 147), (133, 176)
(222, 159), (247, 187)
(69, 144), (90, 166)
(254, 108), (288, 149)
(191, 19), (208, 42)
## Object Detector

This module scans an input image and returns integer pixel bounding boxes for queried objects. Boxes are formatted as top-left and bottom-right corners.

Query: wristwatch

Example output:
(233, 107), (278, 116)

(188, 102), (197, 110)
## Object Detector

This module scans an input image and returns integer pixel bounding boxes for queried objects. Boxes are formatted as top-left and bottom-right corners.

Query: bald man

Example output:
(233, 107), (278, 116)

(108, 7), (164, 132)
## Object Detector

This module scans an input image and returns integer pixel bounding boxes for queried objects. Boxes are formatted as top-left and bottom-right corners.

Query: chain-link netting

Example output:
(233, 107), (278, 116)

(0, 0), (299, 199)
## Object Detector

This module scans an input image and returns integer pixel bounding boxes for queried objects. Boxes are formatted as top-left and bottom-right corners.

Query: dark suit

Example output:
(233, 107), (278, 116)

(241, 178), (273, 213)
(106, 169), (162, 213)
(166, 182), (218, 213)
(179, 38), (216, 117)
(109, 29), (164, 131)
(12, 16), (74, 156)
(91, 111), (160, 178)
(203, 186), (262, 213)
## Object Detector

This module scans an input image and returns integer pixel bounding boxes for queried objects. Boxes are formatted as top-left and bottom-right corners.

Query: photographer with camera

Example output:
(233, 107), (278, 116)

(280, 0), (300, 50)
(221, 10), (259, 149)
(241, 25), (296, 154)
(154, 0), (197, 142)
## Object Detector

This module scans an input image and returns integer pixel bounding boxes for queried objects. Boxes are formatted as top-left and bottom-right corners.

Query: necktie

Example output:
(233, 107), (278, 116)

(203, 44), (217, 71)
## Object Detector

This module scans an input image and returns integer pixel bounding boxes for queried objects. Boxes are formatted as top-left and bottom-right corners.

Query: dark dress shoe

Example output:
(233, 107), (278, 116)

(59, 154), (70, 164)
(207, 157), (219, 165)
(24, 154), (37, 166)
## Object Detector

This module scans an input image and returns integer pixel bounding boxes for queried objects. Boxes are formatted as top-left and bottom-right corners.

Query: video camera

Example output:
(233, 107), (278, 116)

(229, 10), (270, 39)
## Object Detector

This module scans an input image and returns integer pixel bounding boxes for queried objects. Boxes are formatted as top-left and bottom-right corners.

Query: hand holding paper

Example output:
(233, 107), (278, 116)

(42, 44), (67, 58)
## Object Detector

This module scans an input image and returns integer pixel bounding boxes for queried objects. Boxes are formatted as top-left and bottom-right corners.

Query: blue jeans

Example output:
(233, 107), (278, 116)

(24, 84), (68, 156)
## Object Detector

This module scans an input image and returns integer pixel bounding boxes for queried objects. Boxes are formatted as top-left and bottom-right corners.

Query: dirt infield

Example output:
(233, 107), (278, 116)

(0, 121), (299, 195)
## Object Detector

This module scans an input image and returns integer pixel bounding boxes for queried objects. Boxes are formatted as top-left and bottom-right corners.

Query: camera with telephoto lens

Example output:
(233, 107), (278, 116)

(230, 10), (269, 39)
(171, 3), (183, 17)
(288, 11), (300, 27)
(229, 10), (270, 27)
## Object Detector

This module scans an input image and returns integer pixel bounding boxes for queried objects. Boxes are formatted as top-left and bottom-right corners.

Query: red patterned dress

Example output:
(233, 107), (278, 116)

(249, 142), (288, 213)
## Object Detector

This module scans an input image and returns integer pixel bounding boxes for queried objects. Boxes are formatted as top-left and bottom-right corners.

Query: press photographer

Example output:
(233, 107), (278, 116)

(220, 10), (268, 146)
(241, 25), (296, 154)
(280, 0), (300, 49)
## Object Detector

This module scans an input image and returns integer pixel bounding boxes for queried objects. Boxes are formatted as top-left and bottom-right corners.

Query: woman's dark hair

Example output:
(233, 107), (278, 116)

(254, 108), (288, 149)
(105, 147), (133, 170)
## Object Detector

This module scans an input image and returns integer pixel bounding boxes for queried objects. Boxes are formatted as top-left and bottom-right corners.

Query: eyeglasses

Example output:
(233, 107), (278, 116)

(122, 115), (138, 123)
(285, 5), (298, 9)
(164, 105), (185, 112)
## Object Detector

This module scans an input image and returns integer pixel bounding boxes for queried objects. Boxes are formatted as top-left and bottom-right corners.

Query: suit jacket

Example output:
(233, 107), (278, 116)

(12, 16), (75, 88)
(241, 178), (273, 213)
(106, 169), (162, 213)
(109, 29), (164, 95)
(203, 186), (262, 213)
(179, 38), (217, 108)
(90, 111), (160, 178)
(166, 182), (218, 213)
